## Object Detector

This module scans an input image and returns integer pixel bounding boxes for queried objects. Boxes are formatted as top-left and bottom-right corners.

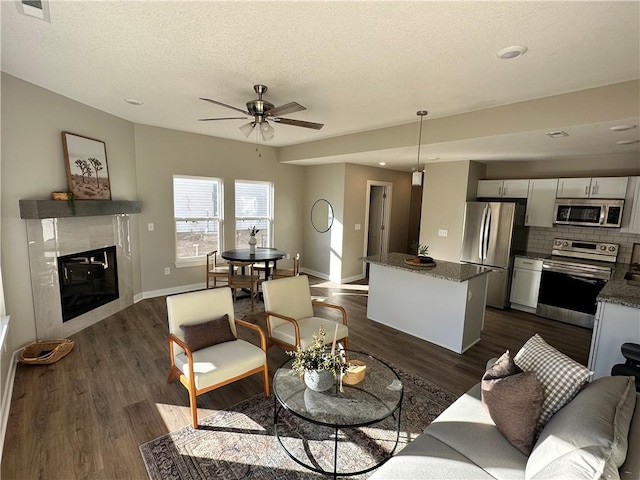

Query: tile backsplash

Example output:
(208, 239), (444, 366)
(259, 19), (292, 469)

(527, 226), (640, 265)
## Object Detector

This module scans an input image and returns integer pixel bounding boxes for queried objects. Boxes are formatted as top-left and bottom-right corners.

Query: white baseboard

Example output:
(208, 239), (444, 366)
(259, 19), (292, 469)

(341, 273), (366, 284)
(133, 292), (144, 303)
(141, 282), (206, 300)
(0, 349), (18, 464)
(299, 268), (365, 285)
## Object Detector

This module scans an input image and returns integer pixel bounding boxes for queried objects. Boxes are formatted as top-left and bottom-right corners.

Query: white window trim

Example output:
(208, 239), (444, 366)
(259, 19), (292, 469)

(173, 174), (224, 265)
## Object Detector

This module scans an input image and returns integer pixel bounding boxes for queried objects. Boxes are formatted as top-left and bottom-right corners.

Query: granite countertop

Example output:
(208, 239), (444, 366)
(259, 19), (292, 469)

(597, 264), (640, 309)
(363, 252), (494, 283)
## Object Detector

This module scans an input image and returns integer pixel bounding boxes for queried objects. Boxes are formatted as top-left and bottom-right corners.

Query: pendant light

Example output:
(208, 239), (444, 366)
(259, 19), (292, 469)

(412, 110), (428, 186)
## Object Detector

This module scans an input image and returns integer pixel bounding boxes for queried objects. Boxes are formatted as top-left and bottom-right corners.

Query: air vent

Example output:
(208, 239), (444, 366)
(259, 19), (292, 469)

(545, 131), (569, 138)
(16, 0), (50, 22)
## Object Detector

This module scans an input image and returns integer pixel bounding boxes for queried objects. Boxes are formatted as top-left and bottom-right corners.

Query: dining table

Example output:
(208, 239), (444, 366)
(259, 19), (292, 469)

(221, 248), (286, 281)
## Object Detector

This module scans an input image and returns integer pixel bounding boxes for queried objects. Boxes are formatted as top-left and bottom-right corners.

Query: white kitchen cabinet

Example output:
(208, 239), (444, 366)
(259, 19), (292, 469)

(557, 176), (628, 199)
(589, 177), (628, 199)
(525, 178), (558, 227)
(621, 176), (640, 234)
(477, 179), (529, 198)
(557, 178), (592, 198)
(510, 257), (543, 314)
(588, 301), (640, 380)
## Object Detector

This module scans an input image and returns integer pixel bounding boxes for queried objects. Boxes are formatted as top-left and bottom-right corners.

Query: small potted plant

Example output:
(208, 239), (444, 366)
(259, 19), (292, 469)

(248, 226), (259, 253)
(288, 326), (347, 392)
(411, 242), (434, 264)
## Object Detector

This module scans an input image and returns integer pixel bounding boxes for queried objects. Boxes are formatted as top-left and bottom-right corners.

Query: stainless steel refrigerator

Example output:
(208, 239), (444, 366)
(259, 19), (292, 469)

(460, 202), (528, 309)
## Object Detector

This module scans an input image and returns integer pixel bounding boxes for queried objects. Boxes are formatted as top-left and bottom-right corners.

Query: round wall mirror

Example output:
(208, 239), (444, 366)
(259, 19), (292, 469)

(311, 199), (334, 233)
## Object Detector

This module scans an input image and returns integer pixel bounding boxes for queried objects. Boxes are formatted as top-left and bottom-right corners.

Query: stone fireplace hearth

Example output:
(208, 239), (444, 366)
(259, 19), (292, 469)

(26, 215), (135, 339)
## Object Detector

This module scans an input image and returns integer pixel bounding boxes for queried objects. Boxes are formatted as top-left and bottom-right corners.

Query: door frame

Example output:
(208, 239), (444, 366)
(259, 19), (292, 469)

(363, 180), (393, 275)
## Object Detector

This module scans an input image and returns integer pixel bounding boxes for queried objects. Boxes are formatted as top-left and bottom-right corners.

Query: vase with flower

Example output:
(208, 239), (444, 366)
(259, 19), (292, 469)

(288, 326), (348, 392)
(248, 226), (259, 253)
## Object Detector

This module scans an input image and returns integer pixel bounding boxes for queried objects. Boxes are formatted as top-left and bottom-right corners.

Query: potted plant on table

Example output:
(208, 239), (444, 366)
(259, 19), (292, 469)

(411, 242), (434, 264)
(248, 226), (259, 253)
(288, 326), (348, 392)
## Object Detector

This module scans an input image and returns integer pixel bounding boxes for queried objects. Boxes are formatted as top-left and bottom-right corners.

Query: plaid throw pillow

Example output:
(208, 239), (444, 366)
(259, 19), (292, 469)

(514, 334), (592, 431)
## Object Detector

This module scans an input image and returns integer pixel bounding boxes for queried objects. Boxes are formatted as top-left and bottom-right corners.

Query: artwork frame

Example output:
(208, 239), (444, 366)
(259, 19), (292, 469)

(62, 132), (112, 200)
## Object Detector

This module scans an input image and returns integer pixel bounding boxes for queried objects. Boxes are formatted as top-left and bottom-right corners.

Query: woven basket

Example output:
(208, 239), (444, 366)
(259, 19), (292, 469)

(343, 359), (367, 385)
(19, 339), (74, 365)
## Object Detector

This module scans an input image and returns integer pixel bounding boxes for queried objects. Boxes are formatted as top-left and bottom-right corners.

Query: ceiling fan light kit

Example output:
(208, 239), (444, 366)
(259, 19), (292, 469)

(199, 84), (323, 142)
(412, 110), (428, 187)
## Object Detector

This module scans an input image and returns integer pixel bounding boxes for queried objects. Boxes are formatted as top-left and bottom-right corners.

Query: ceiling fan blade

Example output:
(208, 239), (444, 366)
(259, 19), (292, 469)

(198, 116), (249, 121)
(267, 102), (306, 117)
(200, 97), (249, 115)
(273, 117), (324, 130)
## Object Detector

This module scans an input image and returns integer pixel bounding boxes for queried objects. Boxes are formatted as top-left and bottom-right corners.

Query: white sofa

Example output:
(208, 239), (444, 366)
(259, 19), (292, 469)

(371, 375), (639, 479)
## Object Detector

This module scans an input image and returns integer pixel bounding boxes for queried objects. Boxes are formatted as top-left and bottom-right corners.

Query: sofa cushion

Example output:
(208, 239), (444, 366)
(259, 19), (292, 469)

(514, 334), (592, 430)
(482, 351), (543, 454)
(426, 383), (528, 480)
(525, 376), (637, 480)
(180, 314), (235, 352)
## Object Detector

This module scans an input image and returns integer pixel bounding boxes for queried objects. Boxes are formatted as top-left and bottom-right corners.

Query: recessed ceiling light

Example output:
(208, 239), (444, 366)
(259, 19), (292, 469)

(616, 140), (640, 145)
(497, 45), (528, 60)
(378, 162), (386, 166)
(125, 98), (144, 105)
(545, 131), (569, 138)
(610, 124), (637, 132)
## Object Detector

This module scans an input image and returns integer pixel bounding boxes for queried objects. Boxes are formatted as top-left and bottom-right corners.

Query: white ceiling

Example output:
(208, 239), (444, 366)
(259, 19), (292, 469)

(2, 1), (639, 169)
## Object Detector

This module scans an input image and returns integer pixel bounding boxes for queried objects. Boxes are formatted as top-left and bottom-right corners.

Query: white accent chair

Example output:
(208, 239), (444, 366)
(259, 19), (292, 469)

(262, 275), (349, 351)
(167, 288), (269, 429)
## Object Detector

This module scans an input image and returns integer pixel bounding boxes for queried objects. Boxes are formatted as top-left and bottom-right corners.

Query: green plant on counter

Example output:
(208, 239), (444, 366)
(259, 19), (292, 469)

(411, 241), (430, 256)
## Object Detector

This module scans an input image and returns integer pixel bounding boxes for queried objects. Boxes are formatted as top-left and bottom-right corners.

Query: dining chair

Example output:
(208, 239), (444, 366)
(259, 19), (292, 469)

(262, 274), (349, 351)
(272, 253), (300, 279)
(251, 247), (278, 279)
(228, 260), (260, 311)
(205, 250), (235, 288)
(167, 287), (270, 429)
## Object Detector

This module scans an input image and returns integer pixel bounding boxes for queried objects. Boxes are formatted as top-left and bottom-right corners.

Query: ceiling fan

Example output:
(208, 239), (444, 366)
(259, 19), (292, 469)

(198, 84), (324, 141)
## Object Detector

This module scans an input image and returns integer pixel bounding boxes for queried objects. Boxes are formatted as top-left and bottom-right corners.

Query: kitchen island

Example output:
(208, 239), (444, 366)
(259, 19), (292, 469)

(364, 252), (494, 354)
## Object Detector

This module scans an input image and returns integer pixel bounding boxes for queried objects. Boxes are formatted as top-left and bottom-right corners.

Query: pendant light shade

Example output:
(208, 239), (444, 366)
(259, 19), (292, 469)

(412, 110), (428, 187)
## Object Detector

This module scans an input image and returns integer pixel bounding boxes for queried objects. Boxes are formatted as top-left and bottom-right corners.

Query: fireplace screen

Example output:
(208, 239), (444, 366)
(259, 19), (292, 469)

(57, 246), (119, 322)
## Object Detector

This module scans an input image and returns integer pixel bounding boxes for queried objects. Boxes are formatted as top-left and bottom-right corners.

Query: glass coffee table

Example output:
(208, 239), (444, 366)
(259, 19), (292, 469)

(273, 351), (403, 478)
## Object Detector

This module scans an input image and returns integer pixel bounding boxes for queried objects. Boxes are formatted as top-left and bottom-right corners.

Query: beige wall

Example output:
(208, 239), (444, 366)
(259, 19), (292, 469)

(420, 161), (485, 262)
(133, 124), (305, 294)
(0, 73), (141, 349)
(302, 164), (345, 281)
(343, 164), (412, 279)
(485, 154), (640, 179)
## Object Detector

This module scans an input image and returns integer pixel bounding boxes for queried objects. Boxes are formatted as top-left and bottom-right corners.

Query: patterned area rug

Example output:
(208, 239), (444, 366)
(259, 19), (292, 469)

(140, 364), (456, 479)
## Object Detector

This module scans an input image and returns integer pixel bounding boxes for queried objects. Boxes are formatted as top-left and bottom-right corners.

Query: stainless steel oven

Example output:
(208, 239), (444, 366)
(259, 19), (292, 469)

(536, 239), (617, 328)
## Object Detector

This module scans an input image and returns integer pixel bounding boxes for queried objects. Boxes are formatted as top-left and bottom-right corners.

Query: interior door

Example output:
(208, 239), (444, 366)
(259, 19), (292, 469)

(367, 186), (385, 256)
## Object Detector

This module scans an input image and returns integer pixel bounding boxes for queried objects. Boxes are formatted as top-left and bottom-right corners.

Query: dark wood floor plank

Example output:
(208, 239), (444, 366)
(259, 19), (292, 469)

(1, 277), (592, 479)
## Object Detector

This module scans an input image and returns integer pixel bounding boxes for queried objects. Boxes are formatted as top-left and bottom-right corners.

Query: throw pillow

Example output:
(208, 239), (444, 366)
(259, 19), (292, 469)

(482, 350), (544, 455)
(514, 334), (592, 431)
(526, 375), (636, 480)
(179, 314), (236, 352)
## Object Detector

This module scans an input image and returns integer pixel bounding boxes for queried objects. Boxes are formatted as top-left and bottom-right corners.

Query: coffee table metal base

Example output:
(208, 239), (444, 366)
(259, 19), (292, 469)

(273, 398), (402, 478)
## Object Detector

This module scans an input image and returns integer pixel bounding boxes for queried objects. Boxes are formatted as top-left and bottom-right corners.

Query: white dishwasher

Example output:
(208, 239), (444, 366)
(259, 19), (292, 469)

(510, 257), (543, 314)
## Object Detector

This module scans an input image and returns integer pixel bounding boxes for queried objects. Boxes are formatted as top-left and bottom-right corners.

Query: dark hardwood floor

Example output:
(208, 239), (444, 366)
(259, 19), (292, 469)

(1, 277), (591, 479)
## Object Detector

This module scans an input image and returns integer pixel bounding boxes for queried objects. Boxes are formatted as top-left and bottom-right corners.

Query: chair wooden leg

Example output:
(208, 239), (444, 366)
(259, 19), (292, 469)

(167, 366), (180, 384)
(263, 366), (270, 397)
(189, 388), (199, 429)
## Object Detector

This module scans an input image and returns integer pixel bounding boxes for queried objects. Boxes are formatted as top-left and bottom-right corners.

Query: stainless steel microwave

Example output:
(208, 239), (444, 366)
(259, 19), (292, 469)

(553, 198), (624, 228)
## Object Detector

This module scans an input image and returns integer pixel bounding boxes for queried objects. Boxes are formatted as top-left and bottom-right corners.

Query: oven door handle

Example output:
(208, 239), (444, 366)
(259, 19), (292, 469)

(542, 264), (609, 280)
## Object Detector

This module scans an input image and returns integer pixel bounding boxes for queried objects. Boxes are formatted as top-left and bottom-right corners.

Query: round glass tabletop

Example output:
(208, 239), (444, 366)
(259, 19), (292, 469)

(273, 350), (403, 428)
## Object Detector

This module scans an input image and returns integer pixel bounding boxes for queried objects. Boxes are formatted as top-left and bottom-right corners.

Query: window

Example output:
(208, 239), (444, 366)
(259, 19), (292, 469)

(173, 175), (223, 263)
(235, 180), (273, 248)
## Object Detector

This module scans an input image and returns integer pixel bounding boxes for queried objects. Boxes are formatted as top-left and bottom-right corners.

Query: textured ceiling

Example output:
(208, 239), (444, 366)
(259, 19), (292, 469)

(2, 1), (639, 168)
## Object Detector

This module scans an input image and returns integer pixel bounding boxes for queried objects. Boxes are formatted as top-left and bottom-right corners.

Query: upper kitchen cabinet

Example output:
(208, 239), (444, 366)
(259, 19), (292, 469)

(621, 176), (640, 234)
(525, 178), (559, 227)
(557, 177), (628, 199)
(477, 179), (529, 198)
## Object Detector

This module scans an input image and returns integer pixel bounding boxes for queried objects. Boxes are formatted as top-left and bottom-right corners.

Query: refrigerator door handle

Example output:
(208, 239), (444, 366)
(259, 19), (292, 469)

(479, 205), (488, 260)
(483, 206), (492, 260)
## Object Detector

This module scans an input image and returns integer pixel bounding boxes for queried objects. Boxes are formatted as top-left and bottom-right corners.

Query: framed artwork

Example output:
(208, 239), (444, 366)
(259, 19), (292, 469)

(62, 132), (111, 200)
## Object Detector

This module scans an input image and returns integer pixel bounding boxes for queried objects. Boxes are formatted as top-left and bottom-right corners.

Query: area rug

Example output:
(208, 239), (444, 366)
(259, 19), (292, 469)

(140, 364), (457, 479)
